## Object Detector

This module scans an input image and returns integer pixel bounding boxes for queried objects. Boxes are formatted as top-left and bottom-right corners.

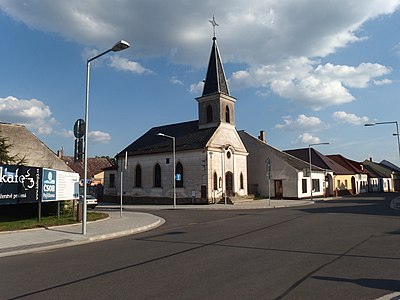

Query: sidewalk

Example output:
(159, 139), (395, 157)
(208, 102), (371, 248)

(0, 210), (165, 258)
(0, 198), (318, 258)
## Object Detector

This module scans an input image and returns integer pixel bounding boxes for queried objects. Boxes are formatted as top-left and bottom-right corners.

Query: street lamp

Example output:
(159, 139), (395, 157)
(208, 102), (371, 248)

(308, 142), (329, 201)
(157, 133), (176, 209)
(82, 40), (130, 235)
(364, 121), (400, 162)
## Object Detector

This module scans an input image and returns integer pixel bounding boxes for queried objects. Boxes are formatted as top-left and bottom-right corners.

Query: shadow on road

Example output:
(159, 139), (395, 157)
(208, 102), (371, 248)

(299, 193), (400, 217)
(313, 276), (400, 292)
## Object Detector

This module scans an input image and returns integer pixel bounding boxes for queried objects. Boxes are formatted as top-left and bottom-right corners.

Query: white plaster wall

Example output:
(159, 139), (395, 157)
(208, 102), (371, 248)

(117, 150), (207, 199)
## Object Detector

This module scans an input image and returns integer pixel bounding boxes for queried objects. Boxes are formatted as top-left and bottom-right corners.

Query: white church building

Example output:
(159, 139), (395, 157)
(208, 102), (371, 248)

(111, 35), (249, 204)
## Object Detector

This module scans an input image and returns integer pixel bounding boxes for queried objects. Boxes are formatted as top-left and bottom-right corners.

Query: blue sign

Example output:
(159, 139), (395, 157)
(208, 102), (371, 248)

(42, 169), (56, 201)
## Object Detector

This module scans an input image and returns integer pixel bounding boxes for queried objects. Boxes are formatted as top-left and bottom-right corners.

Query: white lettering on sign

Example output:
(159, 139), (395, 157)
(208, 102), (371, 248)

(0, 167), (35, 190)
(43, 184), (55, 192)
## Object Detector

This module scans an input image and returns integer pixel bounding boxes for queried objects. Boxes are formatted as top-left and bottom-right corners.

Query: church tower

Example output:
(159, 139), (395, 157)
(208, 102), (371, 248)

(196, 36), (236, 129)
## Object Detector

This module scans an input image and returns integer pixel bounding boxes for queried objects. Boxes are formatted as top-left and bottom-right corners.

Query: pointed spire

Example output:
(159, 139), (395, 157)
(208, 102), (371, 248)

(202, 17), (230, 97)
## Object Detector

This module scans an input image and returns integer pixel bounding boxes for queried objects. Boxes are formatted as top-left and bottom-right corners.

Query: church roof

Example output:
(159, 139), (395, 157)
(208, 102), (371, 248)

(118, 120), (218, 157)
(202, 37), (230, 96)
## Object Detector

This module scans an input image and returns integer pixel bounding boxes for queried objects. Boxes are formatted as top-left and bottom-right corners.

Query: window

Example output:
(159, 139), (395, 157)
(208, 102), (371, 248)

(213, 172), (218, 190)
(109, 174), (115, 188)
(154, 163), (161, 187)
(302, 179), (307, 193)
(207, 105), (213, 123)
(345, 180), (348, 188)
(225, 105), (230, 123)
(312, 179), (320, 192)
(176, 161), (183, 188)
(135, 165), (142, 188)
(240, 173), (244, 189)
(226, 151), (231, 159)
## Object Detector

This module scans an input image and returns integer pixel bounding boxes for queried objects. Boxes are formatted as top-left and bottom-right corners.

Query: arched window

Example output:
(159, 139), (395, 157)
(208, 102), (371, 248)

(135, 165), (142, 188)
(154, 163), (161, 187)
(213, 172), (218, 190)
(225, 105), (230, 123)
(206, 105), (213, 123)
(240, 172), (244, 189)
(176, 161), (183, 188)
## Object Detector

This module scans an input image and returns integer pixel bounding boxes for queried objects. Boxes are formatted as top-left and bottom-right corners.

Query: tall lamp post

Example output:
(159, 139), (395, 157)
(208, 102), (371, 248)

(309, 142), (329, 201)
(364, 121), (400, 162)
(157, 133), (176, 209)
(82, 40), (130, 235)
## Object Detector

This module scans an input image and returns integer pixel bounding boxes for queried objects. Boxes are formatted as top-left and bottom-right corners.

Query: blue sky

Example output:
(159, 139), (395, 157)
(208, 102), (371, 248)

(0, 1), (400, 165)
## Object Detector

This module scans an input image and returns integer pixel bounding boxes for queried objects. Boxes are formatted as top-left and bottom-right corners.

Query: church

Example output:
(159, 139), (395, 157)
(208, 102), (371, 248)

(113, 32), (249, 204)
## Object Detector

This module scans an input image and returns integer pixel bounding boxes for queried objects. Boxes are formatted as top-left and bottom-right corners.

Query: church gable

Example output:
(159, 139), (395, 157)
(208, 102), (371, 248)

(207, 123), (247, 154)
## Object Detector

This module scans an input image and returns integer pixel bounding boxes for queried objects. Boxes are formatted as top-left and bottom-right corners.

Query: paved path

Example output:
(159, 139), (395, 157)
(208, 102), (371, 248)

(0, 210), (164, 258)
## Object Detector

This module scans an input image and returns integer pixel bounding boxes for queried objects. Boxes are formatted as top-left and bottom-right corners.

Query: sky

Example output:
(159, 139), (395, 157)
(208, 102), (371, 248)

(0, 0), (400, 165)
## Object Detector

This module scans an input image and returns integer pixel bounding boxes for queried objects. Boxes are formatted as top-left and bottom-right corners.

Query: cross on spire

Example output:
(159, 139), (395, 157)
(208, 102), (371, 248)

(209, 15), (219, 39)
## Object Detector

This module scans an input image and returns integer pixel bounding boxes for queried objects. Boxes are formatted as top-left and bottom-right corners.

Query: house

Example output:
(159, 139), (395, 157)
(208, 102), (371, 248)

(61, 155), (114, 186)
(0, 122), (72, 172)
(112, 35), (248, 204)
(379, 159), (400, 191)
(285, 148), (353, 196)
(102, 165), (118, 196)
(239, 130), (330, 199)
(326, 154), (369, 194)
(362, 158), (396, 192)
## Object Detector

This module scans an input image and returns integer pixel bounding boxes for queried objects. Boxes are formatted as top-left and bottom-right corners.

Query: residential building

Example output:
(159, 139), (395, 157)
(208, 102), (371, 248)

(285, 148), (353, 196)
(326, 154), (369, 194)
(239, 130), (331, 199)
(362, 159), (397, 192)
(0, 122), (72, 172)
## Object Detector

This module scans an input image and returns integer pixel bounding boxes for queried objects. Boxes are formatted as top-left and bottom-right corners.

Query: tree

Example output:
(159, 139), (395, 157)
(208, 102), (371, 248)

(0, 131), (26, 165)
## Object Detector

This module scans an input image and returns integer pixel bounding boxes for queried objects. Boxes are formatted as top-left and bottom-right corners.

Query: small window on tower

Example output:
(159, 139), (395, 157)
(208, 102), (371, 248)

(207, 105), (213, 123)
(225, 105), (230, 123)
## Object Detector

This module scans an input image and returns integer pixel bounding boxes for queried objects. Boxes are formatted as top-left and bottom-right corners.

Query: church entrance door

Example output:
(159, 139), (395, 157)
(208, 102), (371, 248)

(226, 172), (234, 196)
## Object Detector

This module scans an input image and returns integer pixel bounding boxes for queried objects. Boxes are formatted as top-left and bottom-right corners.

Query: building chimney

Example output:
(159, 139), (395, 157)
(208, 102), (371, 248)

(369, 157), (373, 162)
(258, 130), (266, 143)
(57, 147), (63, 158)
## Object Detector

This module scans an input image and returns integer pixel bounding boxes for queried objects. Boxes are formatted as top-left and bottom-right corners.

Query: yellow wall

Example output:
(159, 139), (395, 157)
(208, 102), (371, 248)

(334, 174), (354, 194)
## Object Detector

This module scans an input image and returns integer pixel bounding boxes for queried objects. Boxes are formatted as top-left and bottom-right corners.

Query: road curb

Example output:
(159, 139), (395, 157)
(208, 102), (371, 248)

(88, 218), (165, 242)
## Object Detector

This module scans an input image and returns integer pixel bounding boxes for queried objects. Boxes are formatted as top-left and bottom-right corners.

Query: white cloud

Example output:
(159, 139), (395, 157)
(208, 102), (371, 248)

(170, 76), (184, 85)
(0, 96), (56, 135)
(57, 129), (74, 139)
(109, 56), (152, 74)
(275, 114), (326, 131)
(88, 131), (111, 144)
(0, 0), (398, 109)
(1, 0), (398, 65)
(294, 133), (321, 145)
(189, 81), (204, 94)
(373, 79), (392, 86)
(230, 58), (391, 110)
(333, 111), (369, 125)
(315, 63), (391, 88)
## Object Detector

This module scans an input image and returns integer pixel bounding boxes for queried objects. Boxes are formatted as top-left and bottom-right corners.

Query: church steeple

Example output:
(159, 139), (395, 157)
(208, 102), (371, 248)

(202, 37), (230, 96)
(196, 18), (236, 130)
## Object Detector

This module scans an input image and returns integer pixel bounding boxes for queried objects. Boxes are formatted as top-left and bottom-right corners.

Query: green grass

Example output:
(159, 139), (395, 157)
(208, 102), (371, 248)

(0, 212), (109, 232)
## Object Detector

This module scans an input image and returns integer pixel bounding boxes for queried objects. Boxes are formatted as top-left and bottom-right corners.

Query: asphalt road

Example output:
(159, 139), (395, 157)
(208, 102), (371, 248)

(1, 193), (399, 300)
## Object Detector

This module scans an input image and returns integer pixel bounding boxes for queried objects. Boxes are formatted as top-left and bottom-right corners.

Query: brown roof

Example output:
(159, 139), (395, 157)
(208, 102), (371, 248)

(61, 156), (114, 179)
